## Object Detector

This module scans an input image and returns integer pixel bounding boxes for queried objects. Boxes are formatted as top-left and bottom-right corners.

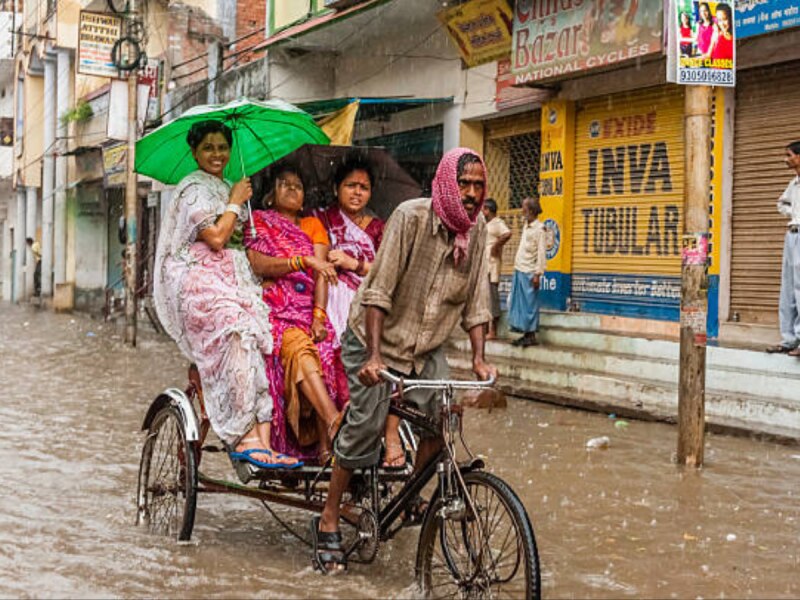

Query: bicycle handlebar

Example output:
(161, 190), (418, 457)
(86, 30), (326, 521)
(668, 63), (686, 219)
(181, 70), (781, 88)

(378, 369), (496, 390)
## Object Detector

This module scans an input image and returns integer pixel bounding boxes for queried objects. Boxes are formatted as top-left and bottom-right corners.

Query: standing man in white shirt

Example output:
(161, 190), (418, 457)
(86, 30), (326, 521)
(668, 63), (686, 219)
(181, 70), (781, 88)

(508, 197), (547, 347)
(482, 198), (512, 340)
(767, 141), (800, 355)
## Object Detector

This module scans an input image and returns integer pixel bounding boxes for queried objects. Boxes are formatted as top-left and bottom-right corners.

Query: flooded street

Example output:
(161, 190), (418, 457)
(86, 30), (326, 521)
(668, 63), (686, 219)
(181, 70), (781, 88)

(1, 302), (799, 598)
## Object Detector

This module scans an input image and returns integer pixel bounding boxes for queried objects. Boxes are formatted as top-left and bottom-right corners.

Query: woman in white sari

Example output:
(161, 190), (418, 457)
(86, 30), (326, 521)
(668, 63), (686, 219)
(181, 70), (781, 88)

(153, 119), (300, 469)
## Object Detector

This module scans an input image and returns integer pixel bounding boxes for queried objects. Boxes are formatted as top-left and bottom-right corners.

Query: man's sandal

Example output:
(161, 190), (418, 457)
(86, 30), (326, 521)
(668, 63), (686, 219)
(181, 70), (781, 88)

(766, 344), (795, 354)
(381, 442), (407, 469)
(310, 517), (347, 574)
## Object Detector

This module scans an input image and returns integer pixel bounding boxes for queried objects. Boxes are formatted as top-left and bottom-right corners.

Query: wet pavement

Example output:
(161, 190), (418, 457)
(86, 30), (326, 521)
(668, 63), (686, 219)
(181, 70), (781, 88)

(1, 302), (799, 598)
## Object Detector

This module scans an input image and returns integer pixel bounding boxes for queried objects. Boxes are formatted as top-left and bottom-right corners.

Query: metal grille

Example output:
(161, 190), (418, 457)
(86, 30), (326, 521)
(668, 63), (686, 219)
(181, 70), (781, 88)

(484, 132), (541, 210)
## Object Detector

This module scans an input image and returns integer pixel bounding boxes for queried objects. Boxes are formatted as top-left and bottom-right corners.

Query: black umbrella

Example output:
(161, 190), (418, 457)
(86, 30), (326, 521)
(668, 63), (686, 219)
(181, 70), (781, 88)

(252, 145), (422, 221)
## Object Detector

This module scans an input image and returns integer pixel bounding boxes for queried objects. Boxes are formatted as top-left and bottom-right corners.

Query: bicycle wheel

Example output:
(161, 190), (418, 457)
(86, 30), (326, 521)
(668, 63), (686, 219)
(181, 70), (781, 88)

(136, 406), (198, 541)
(415, 471), (540, 599)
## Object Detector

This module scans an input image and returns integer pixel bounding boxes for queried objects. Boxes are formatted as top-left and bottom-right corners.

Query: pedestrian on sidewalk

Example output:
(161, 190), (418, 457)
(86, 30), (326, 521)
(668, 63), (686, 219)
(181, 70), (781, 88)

(508, 197), (547, 348)
(767, 140), (800, 355)
(482, 198), (511, 340)
(26, 237), (41, 297)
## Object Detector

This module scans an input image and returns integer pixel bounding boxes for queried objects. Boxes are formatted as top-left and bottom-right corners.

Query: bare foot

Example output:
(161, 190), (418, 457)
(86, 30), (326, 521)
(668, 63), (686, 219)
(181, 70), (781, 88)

(382, 441), (406, 468)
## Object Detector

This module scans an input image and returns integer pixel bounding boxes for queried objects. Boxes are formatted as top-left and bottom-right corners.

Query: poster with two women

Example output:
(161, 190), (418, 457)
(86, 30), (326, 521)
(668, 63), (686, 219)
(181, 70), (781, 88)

(667, 0), (736, 86)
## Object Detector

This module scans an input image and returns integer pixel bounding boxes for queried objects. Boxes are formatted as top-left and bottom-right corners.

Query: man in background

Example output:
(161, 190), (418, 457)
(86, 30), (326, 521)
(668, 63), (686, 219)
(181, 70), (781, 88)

(26, 237), (41, 297)
(767, 141), (800, 355)
(482, 198), (511, 340)
(508, 197), (547, 347)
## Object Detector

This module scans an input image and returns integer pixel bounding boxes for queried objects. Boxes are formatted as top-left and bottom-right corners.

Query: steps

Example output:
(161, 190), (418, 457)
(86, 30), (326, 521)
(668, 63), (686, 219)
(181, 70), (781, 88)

(447, 312), (800, 440)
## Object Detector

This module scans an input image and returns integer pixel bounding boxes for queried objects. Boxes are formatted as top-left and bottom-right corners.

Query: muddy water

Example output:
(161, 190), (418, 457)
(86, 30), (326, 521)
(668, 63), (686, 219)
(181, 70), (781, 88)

(1, 303), (799, 598)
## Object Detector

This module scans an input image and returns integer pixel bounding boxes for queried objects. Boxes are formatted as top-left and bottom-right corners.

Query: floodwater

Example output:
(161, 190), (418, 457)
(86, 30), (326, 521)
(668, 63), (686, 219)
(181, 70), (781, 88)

(1, 302), (799, 598)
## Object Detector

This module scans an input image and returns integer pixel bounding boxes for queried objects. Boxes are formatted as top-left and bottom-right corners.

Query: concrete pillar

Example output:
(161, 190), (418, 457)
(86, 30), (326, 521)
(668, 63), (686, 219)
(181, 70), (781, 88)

(41, 56), (56, 298)
(1, 217), (10, 301)
(442, 103), (463, 153)
(54, 49), (70, 286)
(25, 186), (37, 299)
(14, 189), (25, 302)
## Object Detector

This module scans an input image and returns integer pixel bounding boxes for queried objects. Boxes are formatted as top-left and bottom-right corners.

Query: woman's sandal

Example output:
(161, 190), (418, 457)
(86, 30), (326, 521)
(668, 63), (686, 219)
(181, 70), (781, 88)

(310, 516), (347, 574)
(381, 442), (407, 469)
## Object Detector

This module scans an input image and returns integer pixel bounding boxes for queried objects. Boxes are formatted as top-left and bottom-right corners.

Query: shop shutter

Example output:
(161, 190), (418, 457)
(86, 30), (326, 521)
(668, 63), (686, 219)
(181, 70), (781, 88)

(730, 63), (800, 325)
(571, 86), (685, 319)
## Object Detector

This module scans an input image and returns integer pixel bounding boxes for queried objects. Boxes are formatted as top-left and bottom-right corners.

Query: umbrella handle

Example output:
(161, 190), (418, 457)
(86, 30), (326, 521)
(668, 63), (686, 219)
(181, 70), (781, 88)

(236, 141), (257, 238)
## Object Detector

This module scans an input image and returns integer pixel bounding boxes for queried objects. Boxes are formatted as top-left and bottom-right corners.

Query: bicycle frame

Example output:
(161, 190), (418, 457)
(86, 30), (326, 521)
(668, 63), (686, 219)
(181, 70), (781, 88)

(371, 371), (495, 541)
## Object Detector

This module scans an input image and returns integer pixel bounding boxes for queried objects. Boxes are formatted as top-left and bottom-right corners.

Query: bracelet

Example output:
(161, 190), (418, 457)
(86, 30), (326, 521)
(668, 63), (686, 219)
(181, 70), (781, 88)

(290, 256), (306, 272)
(313, 306), (327, 321)
(225, 203), (243, 218)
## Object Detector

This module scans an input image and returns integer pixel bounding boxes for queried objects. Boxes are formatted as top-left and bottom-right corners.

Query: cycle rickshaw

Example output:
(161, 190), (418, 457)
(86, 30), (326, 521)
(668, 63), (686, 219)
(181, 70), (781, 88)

(136, 366), (541, 598)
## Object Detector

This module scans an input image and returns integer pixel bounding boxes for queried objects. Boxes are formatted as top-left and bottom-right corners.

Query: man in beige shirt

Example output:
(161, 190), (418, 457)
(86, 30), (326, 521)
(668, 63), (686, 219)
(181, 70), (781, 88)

(508, 197), (547, 347)
(482, 198), (512, 340)
(312, 148), (496, 573)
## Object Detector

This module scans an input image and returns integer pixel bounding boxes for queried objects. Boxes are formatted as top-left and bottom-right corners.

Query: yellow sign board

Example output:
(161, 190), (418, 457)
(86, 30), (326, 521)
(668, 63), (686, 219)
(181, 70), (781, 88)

(438, 0), (513, 68)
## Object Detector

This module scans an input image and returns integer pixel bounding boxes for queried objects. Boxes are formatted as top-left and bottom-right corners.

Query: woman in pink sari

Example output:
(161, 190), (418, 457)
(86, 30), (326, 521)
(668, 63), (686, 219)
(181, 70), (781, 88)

(316, 159), (406, 468)
(245, 167), (348, 462)
(317, 159), (385, 340)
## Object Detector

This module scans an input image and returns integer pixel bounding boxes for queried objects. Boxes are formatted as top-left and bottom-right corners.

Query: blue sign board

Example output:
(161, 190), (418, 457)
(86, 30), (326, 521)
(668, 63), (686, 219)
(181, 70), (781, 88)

(736, 0), (800, 38)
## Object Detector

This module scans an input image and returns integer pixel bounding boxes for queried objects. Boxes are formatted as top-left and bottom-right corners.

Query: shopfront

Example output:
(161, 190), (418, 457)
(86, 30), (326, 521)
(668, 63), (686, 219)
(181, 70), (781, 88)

(729, 60), (800, 326)
(570, 86), (686, 321)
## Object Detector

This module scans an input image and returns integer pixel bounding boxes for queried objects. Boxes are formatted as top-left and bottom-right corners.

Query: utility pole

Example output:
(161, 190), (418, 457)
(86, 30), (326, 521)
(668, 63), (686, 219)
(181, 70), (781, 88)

(677, 85), (712, 467)
(124, 0), (139, 346)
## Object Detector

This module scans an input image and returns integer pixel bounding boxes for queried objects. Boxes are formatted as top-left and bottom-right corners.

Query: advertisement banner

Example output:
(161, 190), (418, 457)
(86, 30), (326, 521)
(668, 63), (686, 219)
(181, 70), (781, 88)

(511, 0), (663, 81)
(78, 11), (123, 79)
(736, 0), (800, 39)
(103, 142), (127, 188)
(669, 0), (736, 86)
(438, 0), (513, 68)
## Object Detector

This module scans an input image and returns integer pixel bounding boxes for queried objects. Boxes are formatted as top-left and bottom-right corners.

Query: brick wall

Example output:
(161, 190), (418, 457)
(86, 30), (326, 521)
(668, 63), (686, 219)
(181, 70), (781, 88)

(168, 2), (224, 87)
(233, 0), (266, 66)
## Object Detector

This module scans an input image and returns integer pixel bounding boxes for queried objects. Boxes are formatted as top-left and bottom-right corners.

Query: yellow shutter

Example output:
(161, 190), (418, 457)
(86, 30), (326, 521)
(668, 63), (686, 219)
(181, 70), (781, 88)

(571, 86), (685, 317)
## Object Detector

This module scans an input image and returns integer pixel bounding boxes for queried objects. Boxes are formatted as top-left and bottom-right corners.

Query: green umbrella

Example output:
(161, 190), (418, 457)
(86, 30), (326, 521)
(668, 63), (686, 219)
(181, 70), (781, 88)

(135, 98), (330, 185)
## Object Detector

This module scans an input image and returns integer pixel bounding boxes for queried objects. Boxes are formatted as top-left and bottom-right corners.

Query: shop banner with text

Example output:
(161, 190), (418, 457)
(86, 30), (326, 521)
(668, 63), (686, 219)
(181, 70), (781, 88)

(736, 0), (800, 38)
(78, 12), (123, 79)
(511, 0), (663, 81)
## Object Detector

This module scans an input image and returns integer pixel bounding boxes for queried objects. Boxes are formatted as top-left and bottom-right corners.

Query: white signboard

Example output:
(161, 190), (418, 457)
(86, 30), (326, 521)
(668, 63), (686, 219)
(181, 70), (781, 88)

(78, 11), (122, 78)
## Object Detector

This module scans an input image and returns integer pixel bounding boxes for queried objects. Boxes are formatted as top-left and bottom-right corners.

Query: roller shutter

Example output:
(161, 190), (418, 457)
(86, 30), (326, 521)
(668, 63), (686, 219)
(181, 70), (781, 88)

(730, 63), (800, 325)
(571, 86), (685, 320)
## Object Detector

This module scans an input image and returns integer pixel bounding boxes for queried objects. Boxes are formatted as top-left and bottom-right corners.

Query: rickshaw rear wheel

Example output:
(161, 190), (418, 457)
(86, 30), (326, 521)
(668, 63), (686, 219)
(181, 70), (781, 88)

(136, 406), (198, 541)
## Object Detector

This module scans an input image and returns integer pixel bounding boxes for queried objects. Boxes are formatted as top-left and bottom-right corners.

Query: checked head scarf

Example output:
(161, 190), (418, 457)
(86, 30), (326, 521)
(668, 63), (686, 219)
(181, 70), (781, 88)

(431, 148), (487, 267)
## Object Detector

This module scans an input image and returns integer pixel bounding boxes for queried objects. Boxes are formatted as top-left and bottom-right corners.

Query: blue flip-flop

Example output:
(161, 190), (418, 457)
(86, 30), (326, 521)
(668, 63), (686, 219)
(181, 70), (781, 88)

(229, 448), (304, 470)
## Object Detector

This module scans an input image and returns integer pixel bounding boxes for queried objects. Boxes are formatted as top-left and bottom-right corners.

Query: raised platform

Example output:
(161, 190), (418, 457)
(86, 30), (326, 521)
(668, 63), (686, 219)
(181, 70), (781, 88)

(447, 312), (800, 442)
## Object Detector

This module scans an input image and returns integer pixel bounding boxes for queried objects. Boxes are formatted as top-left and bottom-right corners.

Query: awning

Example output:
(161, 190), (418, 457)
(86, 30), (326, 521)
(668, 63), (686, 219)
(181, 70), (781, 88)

(300, 97), (454, 121)
(251, 0), (394, 53)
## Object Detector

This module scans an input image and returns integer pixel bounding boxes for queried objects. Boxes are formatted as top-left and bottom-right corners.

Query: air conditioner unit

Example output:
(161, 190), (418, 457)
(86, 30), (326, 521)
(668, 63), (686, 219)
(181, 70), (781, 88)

(323, 0), (361, 9)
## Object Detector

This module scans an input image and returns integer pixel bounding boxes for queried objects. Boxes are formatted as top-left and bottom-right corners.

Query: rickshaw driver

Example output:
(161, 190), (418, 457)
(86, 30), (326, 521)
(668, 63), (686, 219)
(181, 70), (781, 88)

(311, 148), (498, 573)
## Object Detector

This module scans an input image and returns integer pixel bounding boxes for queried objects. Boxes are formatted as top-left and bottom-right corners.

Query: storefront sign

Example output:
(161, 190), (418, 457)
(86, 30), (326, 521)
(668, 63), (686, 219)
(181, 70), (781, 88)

(536, 100), (575, 311)
(669, 0), (736, 86)
(103, 142), (127, 188)
(495, 58), (552, 111)
(78, 12), (123, 78)
(736, 0), (800, 38)
(438, 0), (513, 68)
(572, 88), (685, 321)
(511, 0), (663, 80)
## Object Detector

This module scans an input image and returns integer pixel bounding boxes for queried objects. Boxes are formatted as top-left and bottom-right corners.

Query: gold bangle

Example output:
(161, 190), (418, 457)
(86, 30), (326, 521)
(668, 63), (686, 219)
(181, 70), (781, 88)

(313, 306), (327, 321)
